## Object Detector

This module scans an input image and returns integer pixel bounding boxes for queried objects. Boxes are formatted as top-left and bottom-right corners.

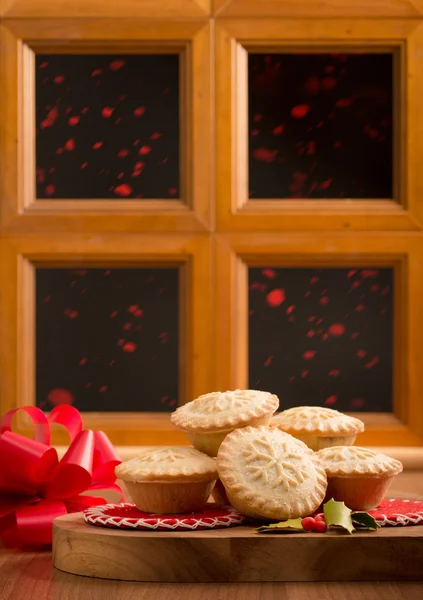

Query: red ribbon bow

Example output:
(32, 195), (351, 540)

(0, 405), (123, 548)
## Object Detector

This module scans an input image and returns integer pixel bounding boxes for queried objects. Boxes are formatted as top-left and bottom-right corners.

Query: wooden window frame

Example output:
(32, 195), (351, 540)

(0, 0), (211, 20)
(215, 19), (423, 231)
(0, 19), (212, 233)
(0, 234), (212, 445)
(214, 232), (423, 447)
(212, 0), (422, 18)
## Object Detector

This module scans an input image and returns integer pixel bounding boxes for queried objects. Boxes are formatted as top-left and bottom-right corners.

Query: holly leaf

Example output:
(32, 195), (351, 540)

(256, 518), (304, 533)
(352, 511), (380, 530)
(323, 498), (355, 534)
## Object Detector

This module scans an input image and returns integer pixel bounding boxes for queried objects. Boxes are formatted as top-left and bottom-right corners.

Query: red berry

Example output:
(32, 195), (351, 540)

(315, 514), (325, 522)
(301, 517), (316, 531)
(314, 520), (327, 533)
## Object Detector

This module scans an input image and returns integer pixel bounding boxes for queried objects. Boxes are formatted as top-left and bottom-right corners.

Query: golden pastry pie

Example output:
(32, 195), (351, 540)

(271, 406), (364, 451)
(115, 446), (217, 513)
(217, 425), (327, 520)
(316, 446), (403, 509)
(171, 389), (279, 457)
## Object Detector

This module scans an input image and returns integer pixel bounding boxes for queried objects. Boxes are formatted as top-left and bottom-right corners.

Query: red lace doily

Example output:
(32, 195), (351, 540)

(83, 502), (244, 531)
(315, 498), (423, 526)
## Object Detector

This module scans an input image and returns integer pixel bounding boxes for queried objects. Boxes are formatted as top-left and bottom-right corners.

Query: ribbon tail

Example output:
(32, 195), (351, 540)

(0, 499), (67, 548)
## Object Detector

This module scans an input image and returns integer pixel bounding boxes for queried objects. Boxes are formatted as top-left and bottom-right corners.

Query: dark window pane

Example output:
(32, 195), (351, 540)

(36, 54), (179, 199)
(249, 267), (393, 412)
(248, 53), (393, 199)
(36, 268), (179, 412)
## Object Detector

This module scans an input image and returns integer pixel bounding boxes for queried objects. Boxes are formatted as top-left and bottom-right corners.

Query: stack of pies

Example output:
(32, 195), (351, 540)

(115, 390), (403, 517)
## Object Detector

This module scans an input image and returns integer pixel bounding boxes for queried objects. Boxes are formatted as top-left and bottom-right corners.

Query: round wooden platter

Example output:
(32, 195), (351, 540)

(52, 512), (423, 583)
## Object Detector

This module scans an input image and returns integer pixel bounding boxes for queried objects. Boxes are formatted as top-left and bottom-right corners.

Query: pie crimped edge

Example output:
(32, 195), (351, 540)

(171, 389), (279, 433)
(115, 446), (217, 483)
(271, 406), (365, 436)
(316, 446), (403, 478)
(217, 426), (327, 519)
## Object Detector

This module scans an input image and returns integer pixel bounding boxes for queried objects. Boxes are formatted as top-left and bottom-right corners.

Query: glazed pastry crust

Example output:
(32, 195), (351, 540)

(316, 446), (403, 478)
(217, 426), (327, 520)
(115, 446), (217, 483)
(171, 389), (279, 433)
(271, 406), (364, 437)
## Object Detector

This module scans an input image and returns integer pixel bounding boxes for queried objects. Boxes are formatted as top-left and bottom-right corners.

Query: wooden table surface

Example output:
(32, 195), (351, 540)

(1, 470), (423, 600)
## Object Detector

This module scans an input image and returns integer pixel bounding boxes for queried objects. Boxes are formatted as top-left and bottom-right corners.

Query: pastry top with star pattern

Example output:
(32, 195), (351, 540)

(171, 389), (279, 433)
(217, 426), (327, 520)
(316, 446), (403, 478)
(271, 406), (364, 436)
(115, 446), (217, 483)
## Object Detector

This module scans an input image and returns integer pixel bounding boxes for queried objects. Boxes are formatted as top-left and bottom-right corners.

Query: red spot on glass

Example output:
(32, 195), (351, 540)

(43, 295), (51, 303)
(39, 61), (49, 69)
(56, 148), (64, 155)
(252, 114), (262, 122)
(109, 60), (125, 71)
(250, 281), (267, 291)
(102, 106), (114, 118)
(68, 116), (80, 126)
(47, 388), (74, 406)
(304, 291), (311, 297)
(133, 107), (146, 117)
(150, 132), (162, 140)
(273, 125), (285, 135)
(128, 305), (138, 314)
(304, 76), (320, 95)
(316, 318), (324, 324)
(134, 309), (143, 317)
(123, 323), (132, 331)
(306, 330), (315, 338)
(319, 178), (333, 190)
(117, 339), (125, 348)
(357, 349), (367, 358)
(85, 382), (93, 389)
(320, 296), (329, 305)
(54, 75), (64, 84)
(310, 276), (319, 284)
(365, 356), (379, 369)
(347, 269), (357, 278)
(325, 395), (338, 406)
(79, 358), (87, 365)
(169, 399), (177, 407)
(289, 170), (307, 193)
(264, 356), (273, 367)
(367, 128), (379, 139)
(291, 104), (311, 119)
(139, 146), (151, 155)
(329, 369), (340, 377)
(72, 270), (87, 276)
(91, 69), (103, 77)
(117, 149), (129, 158)
(251, 129), (259, 136)
(289, 376), (296, 382)
(306, 141), (316, 155)
(303, 350), (317, 360)
(45, 184), (55, 196)
(351, 332), (359, 339)
(322, 77), (336, 90)
(80, 162), (88, 169)
(266, 289), (285, 307)
(335, 98), (353, 107)
(110, 311), (118, 318)
(114, 183), (132, 197)
(355, 304), (365, 312)
(328, 323), (345, 337)
(93, 141), (103, 149)
(99, 386), (108, 393)
(252, 148), (278, 163)
(40, 106), (59, 129)
(262, 268), (276, 279)
(109, 360), (115, 366)
(382, 285), (390, 295)
(168, 188), (177, 196)
(64, 138), (75, 151)
(286, 305), (295, 315)
(301, 370), (308, 378)
(117, 172), (124, 180)
(308, 316), (316, 322)
(321, 333), (329, 341)
(361, 269), (379, 279)
(333, 141), (342, 149)
(325, 65), (335, 73)
(36, 168), (45, 184)
(81, 108), (89, 114)
(351, 398), (365, 408)
(370, 284), (379, 292)
(63, 308), (78, 319)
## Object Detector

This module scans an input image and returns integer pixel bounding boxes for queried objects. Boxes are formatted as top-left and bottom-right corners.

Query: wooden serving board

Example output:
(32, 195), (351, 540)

(52, 513), (423, 582)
